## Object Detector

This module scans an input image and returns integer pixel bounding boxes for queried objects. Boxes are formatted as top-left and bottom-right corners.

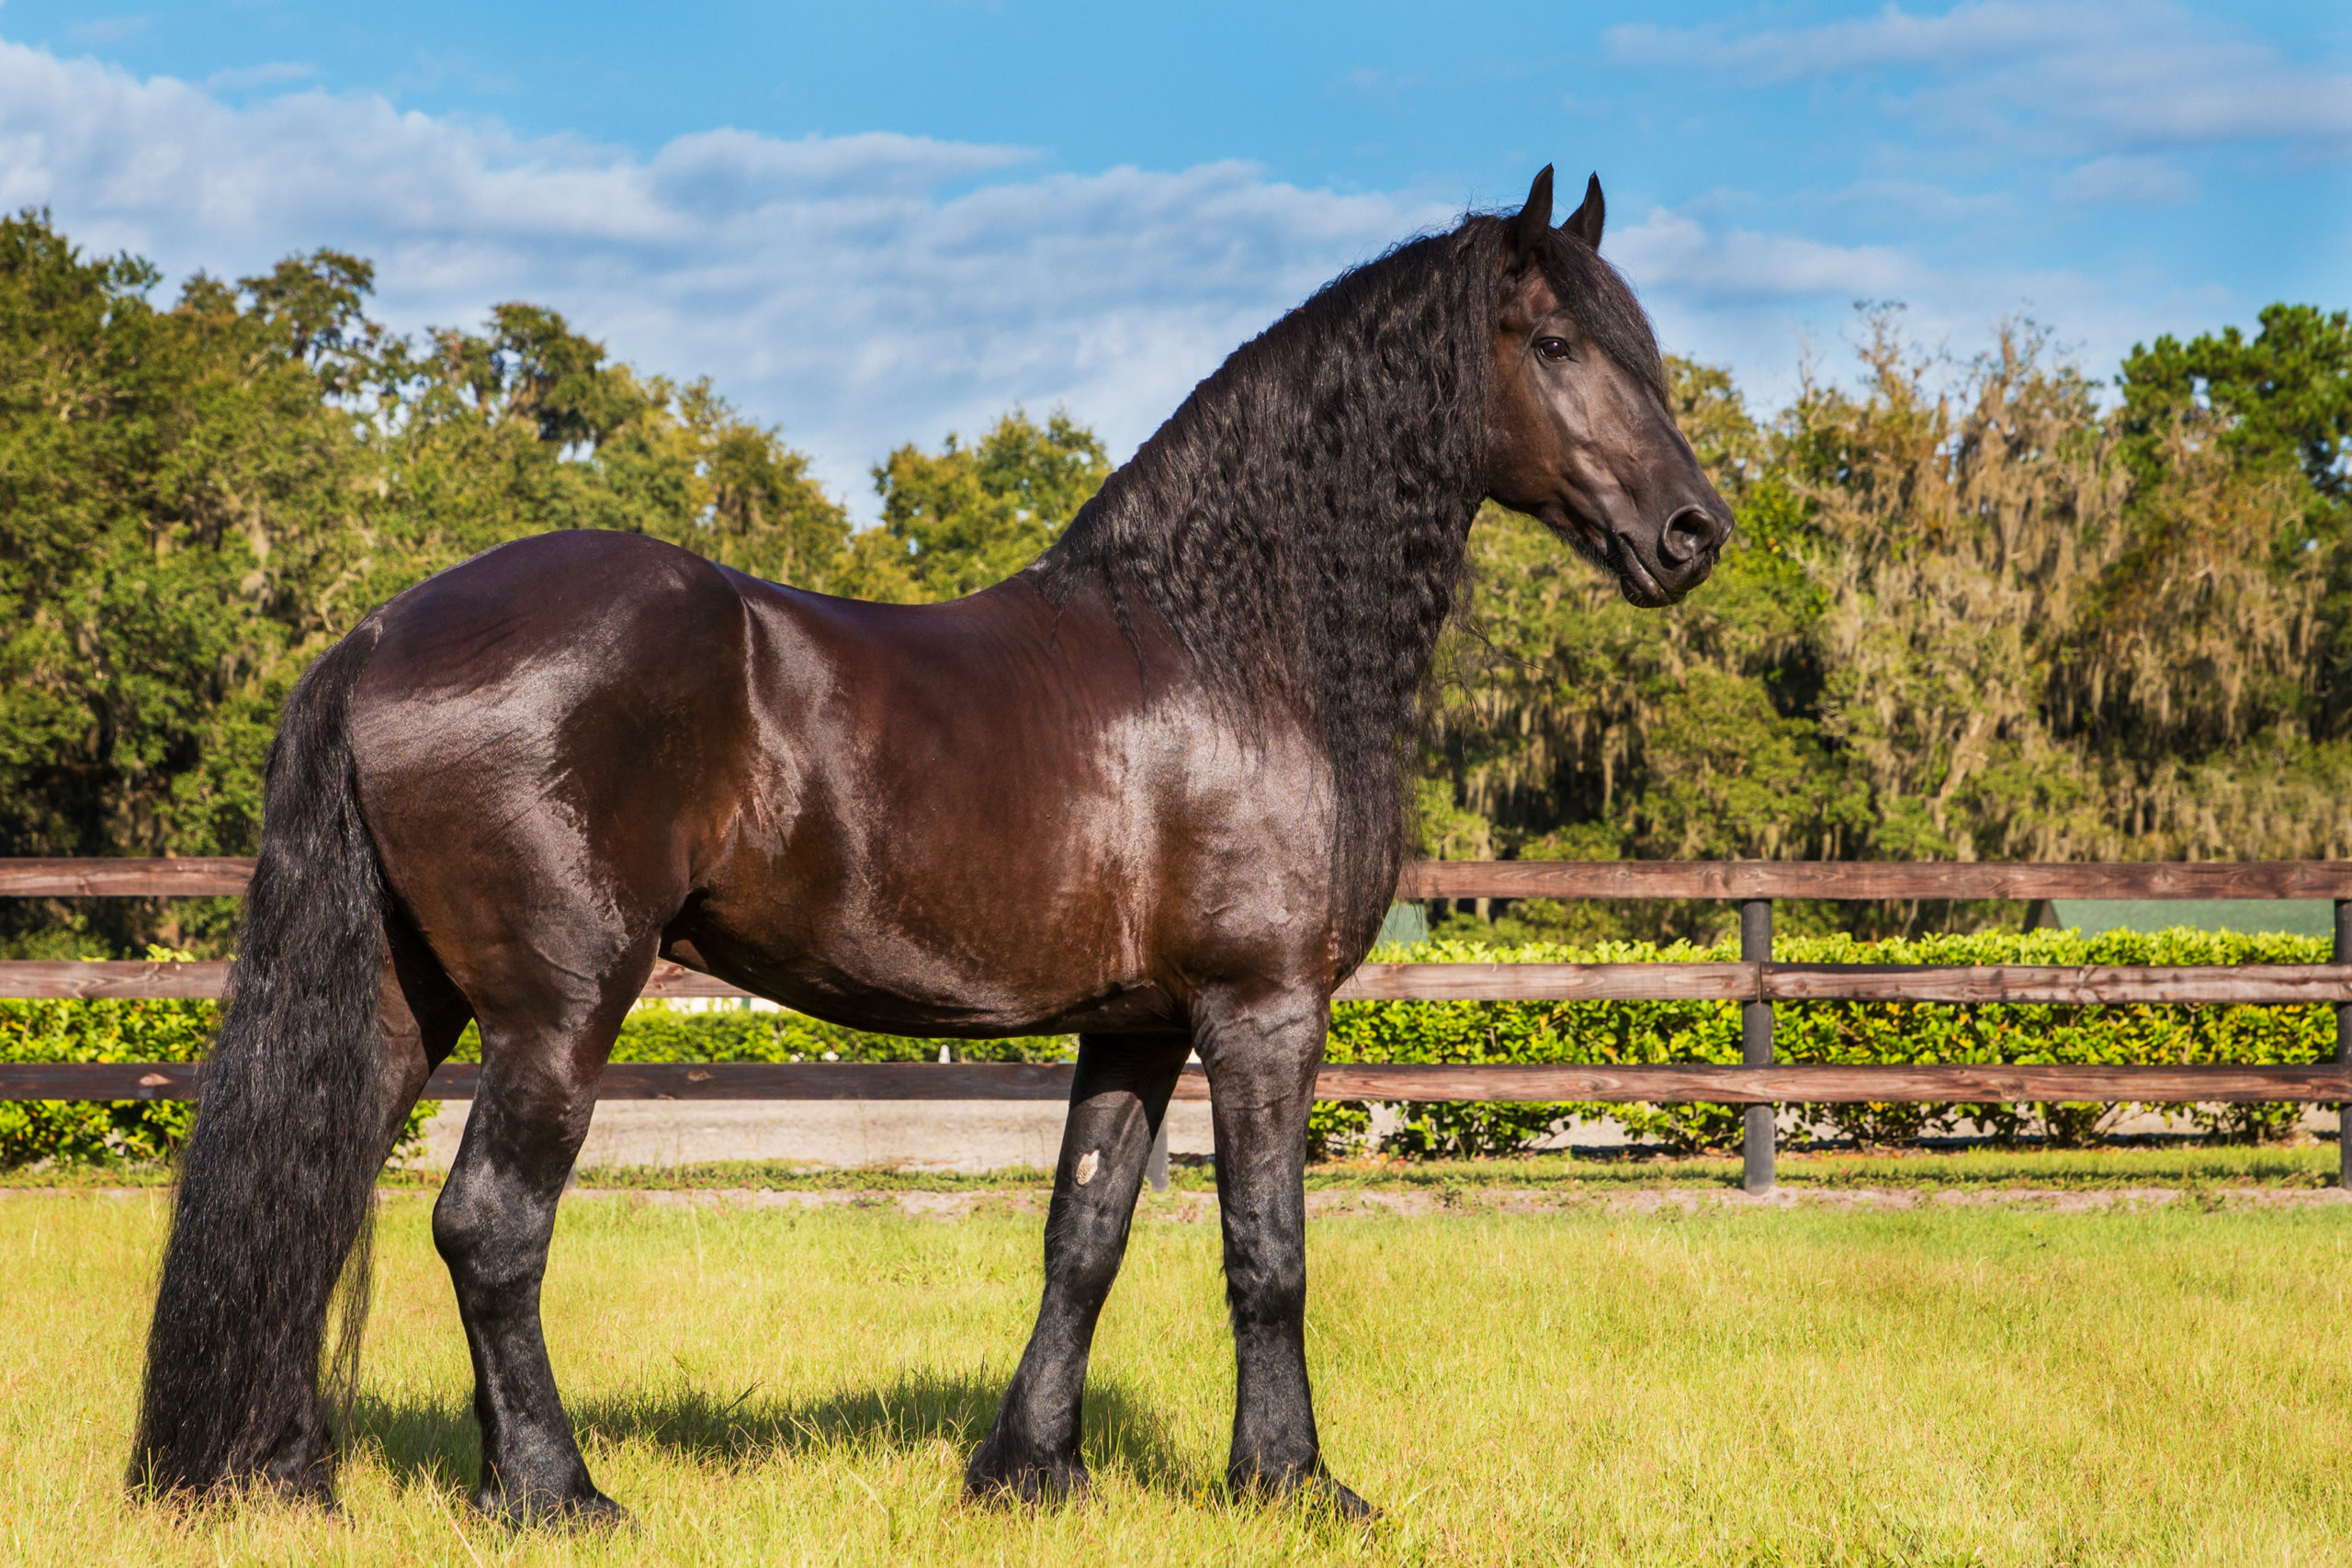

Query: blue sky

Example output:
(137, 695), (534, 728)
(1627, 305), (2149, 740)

(3, 1), (2346, 513)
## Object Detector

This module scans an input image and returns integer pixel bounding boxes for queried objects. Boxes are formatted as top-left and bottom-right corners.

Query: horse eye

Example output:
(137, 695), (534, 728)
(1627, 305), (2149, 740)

(1535, 337), (1572, 362)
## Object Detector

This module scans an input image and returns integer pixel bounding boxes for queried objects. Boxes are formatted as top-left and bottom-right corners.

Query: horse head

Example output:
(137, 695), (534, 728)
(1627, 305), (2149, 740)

(1486, 165), (1731, 607)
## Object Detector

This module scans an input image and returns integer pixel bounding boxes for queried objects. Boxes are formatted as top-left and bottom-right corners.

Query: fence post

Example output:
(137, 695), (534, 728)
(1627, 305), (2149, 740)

(1146, 1116), (1170, 1195)
(2338, 898), (2349, 1193)
(1741, 897), (1775, 1194)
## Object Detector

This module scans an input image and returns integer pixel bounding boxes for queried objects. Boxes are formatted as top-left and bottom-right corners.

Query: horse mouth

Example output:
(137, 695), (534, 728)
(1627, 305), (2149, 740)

(1611, 538), (1679, 608)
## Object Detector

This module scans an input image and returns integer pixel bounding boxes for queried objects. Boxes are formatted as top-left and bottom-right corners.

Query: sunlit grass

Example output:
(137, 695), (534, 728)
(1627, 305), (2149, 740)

(3, 1190), (2349, 1563)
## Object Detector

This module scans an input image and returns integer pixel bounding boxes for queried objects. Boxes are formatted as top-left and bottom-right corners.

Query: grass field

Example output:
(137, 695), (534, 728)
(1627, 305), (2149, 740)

(3, 1190), (2348, 1565)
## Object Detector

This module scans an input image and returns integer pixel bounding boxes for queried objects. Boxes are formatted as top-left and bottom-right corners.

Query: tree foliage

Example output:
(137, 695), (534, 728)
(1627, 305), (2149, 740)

(4, 209), (2343, 958)
(1430, 309), (2351, 942)
(865, 411), (1110, 601)
(0, 212), (863, 953)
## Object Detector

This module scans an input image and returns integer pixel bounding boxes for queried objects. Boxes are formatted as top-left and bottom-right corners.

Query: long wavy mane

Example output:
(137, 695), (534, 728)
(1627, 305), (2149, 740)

(1033, 210), (1659, 960)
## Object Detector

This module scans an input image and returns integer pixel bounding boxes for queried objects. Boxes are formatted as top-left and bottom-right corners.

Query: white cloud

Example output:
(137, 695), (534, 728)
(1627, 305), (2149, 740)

(1611, 209), (1923, 303)
(2052, 154), (2198, 207)
(1610, 1), (2086, 77)
(0, 31), (2262, 521)
(1606, 1), (2352, 157)
(1588, 197), (2227, 419)
(0, 39), (1447, 513)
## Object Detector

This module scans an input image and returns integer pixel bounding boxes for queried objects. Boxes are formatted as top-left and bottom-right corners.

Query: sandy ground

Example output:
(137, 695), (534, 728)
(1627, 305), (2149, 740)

(418, 1098), (1224, 1174)
(555, 1184), (2352, 1219)
(417, 1100), (2324, 1175)
(20, 1185), (2346, 1217)
(415, 1101), (1680, 1172)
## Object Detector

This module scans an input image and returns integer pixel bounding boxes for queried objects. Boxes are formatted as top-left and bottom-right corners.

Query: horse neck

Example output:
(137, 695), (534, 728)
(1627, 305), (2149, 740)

(1040, 265), (1493, 947)
(1057, 305), (1491, 738)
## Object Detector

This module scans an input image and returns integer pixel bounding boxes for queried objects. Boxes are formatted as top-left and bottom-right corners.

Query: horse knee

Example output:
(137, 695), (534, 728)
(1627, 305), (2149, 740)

(1225, 1256), (1307, 1330)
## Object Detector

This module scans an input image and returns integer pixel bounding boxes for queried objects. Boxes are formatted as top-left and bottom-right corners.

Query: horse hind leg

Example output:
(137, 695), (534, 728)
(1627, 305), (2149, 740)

(282, 915), (474, 1484)
(967, 1032), (1191, 1503)
(431, 935), (656, 1527)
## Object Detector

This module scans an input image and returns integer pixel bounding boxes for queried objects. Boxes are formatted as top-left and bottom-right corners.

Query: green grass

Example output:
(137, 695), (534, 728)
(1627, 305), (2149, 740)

(4, 1190), (2350, 1563)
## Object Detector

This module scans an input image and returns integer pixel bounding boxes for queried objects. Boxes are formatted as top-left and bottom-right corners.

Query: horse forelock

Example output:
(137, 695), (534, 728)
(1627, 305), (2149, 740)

(1533, 228), (1668, 402)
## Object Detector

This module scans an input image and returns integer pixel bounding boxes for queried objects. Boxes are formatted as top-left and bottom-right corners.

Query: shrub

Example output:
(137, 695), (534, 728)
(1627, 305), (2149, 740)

(0, 951), (444, 1168)
(0, 979), (1073, 1168)
(0, 988), (210, 1167)
(3, 933), (2326, 1167)
(610, 1008), (1071, 1066)
(1321, 929), (2335, 1157)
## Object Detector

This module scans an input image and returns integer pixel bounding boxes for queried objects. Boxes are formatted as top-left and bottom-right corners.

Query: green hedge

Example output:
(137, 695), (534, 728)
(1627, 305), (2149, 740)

(0, 991), (211, 1167)
(0, 979), (1070, 1168)
(1, 931), (2330, 1166)
(553, 1009), (1069, 1066)
(1320, 930), (2335, 1156)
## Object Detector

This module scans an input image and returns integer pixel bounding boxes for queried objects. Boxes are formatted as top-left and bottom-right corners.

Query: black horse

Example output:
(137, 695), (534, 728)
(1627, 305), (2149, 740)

(134, 166), (1727, 1522)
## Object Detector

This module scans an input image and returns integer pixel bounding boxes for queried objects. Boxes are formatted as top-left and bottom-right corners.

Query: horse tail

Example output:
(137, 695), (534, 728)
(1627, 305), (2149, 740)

(132, 624), (392, 1497)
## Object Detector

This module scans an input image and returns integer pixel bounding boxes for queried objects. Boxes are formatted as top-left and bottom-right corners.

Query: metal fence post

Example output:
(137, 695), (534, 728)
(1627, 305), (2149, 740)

(2338, 899), (2350, 1192)
(1741, 897), (1775, 1194)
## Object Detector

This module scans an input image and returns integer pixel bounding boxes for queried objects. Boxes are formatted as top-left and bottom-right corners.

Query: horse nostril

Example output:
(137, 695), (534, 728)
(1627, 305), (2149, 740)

(1659, 505), (1722, 567)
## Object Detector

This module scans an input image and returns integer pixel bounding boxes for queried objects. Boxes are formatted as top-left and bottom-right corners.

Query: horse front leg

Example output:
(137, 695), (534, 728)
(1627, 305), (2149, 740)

(967, 1032), (1191, 1503)
(1196, 989), (1371, 1517)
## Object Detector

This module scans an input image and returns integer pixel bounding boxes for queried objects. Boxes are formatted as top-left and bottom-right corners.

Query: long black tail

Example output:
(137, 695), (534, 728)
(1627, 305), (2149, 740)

(132, 626), (391, 1497)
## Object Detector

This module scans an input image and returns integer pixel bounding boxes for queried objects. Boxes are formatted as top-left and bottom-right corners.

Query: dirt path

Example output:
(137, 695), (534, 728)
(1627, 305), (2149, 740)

(14, 1184), (2346, 1218)
(553, 1183), (2352, 1220)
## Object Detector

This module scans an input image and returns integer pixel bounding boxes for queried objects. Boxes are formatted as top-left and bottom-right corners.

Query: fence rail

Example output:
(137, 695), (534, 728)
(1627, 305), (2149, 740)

(11, 957), (2352, 1007)
(5, 857), (2347, 1190)
(9, 855), (2350, 902)
(11, 1060), (2345, 1107)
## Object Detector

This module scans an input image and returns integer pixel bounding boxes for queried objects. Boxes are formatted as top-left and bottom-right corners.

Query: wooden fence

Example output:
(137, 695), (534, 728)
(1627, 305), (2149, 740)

(5, 857), (2348, 1191)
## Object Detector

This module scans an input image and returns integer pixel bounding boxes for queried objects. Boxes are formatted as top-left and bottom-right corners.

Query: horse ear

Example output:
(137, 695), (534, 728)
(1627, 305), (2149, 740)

(1562, 173), (1604, 249)
(1507, 165), (1555, 267)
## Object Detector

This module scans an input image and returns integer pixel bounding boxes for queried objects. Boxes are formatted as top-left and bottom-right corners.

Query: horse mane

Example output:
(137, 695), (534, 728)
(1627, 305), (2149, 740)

(1031, 210), (1661, 958)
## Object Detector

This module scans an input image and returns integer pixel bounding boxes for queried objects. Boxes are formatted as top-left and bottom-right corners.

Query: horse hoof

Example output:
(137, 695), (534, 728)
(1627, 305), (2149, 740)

(1230, 1463), (1376, 1522)
(1311, 1475), (1376, 1523)
(472, 1486), (629, 1531)
(964, 1443), (1090, 1506)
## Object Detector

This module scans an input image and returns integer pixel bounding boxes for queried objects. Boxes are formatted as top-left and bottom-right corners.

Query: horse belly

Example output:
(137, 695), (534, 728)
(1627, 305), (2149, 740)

(675, 798), (1183, 1038)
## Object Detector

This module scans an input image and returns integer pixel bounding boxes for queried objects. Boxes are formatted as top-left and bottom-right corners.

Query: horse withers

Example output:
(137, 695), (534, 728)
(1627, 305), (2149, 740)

(133, 165), (1729, 1523)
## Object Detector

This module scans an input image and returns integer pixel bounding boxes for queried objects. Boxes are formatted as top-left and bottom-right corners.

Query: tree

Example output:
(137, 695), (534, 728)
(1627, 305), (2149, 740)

(869, 411), (1110, 601)
(2120, 305), (2352, 736)
(2120, 304), (2352, 501)
(377, 307), (853, 595)
(0, 214), (854, 955)
(1421, 316), (2352, 943)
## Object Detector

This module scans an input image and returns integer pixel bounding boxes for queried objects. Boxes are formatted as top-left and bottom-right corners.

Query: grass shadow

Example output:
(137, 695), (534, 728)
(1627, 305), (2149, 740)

(353, 1369), (1208, 1499)
(349, 1392), (478, 1495)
